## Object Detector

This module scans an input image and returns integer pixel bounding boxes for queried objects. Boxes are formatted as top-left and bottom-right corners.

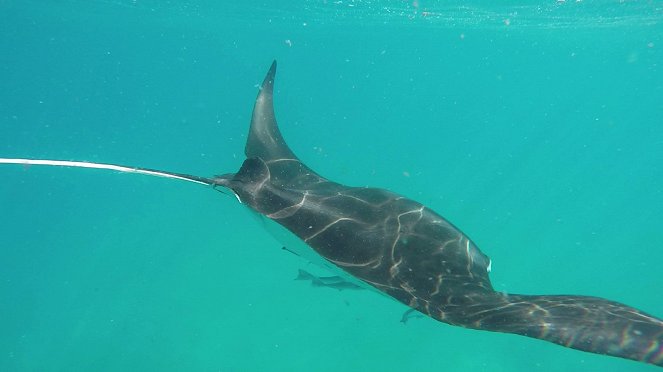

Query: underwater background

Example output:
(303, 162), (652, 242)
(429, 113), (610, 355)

(1, 1), (662, 371)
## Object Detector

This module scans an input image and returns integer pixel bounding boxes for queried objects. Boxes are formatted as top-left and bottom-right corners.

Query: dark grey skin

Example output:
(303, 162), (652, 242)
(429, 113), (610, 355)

(125, 61), (660, 367)
(210, 61), (663, 367)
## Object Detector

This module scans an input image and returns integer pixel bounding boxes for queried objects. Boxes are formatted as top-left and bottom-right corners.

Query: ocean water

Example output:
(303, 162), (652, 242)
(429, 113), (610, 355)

(1, 1), (662, 371)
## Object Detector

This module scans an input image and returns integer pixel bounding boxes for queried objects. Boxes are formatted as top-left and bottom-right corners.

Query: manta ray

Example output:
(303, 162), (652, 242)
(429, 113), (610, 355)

(1, 61), (661, 367)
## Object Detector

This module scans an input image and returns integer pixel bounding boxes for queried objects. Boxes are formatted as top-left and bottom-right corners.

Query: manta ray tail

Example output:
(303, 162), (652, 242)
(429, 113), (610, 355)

(0, 158), (216, 186)
(440, 291), (663, 366)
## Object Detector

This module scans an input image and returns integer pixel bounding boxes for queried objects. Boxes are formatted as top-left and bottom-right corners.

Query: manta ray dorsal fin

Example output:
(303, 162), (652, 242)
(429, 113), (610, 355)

(245, 60), (297, 162)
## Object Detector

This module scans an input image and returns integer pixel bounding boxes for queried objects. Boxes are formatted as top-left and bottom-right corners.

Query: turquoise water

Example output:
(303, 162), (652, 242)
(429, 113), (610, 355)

(1, 1), (662, 371)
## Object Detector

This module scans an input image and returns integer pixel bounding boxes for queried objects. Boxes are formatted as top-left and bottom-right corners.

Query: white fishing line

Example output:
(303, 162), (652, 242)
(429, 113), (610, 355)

(0, 158), (211, 186)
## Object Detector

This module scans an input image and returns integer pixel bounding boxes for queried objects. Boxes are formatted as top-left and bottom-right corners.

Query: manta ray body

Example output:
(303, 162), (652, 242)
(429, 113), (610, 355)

(1, 61), (661, 367)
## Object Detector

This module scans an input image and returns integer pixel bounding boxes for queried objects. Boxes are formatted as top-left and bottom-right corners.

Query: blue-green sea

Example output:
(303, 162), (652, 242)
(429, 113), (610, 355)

(1, 1), (662, 371)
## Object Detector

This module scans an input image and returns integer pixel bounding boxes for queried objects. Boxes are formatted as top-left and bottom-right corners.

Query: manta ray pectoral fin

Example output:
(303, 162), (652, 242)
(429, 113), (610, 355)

(245, 60), (297, 162)
(440, 291), (663, 366)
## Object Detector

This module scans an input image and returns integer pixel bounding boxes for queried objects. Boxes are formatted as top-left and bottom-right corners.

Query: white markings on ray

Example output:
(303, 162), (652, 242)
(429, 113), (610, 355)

(400, 281), (416, 296)
(430, 274), (443, 297)
(389, 256), (404, 277)
(436, 237), (460, 254)
(265, 158), (299, 164)
(469, 302), (521, 319)
(369, 254), (384, 269)
(390, 206), (425, 262)
(327, 255), (381, 268)
(304, 217), (355, 242)
(253, 161), (272, 193)
(620, 309), (663, 325)
(340, 191), (393, 208)
(529, 302), (551, 317)
(339, 192), (372, 204)
(229, 190), (243, 204)
(384, 206), (426, 281)
(0, 158), (211, 185)
(465, 238), (474, 275)
(360, 277), (402, 292)
(268, 191), (308, 219)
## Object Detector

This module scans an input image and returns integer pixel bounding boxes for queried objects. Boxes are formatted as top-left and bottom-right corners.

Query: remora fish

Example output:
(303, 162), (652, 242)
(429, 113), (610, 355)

(1, 61), (661, 367)
(295, 269), (362, 291)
